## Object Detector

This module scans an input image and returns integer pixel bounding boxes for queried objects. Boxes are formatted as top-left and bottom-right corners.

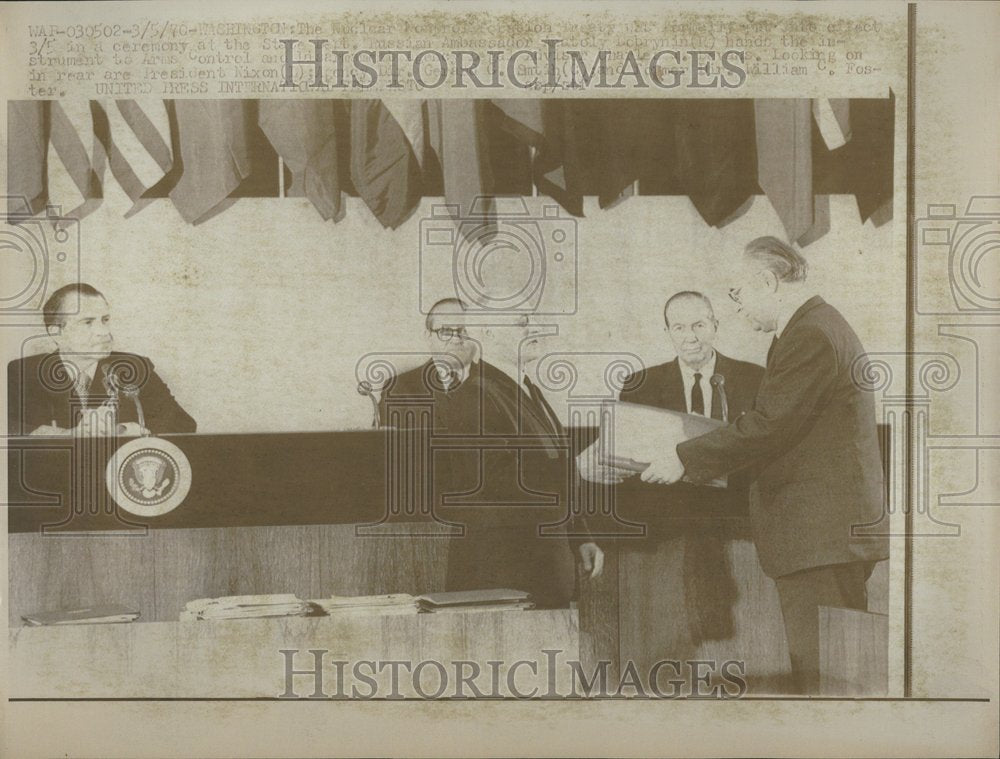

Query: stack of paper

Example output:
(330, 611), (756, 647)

(415, 589), (534, 613)
(181, 594), (311, 621)
(311, 594), (420, 617)
(22, 604), (140, 626)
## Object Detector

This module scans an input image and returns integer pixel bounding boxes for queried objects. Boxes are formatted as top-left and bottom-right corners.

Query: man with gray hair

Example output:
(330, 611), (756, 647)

(640, 235), (889, 694)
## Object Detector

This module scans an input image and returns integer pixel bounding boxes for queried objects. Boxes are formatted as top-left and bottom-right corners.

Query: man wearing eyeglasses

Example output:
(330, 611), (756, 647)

(425, 310), (605, 609)
(377, 298), (480, 429)
(639, 236), (889, 694)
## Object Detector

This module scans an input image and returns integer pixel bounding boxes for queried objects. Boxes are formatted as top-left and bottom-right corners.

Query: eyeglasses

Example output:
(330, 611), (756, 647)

(430, 326), (468, 341)
(728, 287), (742, 306)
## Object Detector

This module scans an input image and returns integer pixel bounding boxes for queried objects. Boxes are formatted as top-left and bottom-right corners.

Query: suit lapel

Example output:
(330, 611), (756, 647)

(660, 360), (687, 414)
(481, 363), (561, 457)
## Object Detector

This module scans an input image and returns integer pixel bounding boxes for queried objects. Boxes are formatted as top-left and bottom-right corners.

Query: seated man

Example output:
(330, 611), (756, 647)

(377, 297), (480, 431)
(7, 283), (196, 436)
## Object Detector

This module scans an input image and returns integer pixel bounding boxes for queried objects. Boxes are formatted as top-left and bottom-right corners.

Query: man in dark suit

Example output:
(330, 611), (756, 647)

(614, 292), (764, 657)
(378, 301), (603, 608)
(377, 298), (480, 432)
(7, 283), (196, 437)
(621, 291), (763, 428)
(444, 313), (603, 608)
(642, 237), (889, 694)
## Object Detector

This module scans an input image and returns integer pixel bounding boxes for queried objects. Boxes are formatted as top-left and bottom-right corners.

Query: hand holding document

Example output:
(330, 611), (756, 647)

(576, 438), (635, 484)
(593, 401), (727, 488)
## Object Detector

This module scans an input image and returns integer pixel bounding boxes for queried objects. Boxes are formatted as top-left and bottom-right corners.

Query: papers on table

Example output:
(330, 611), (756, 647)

(179, 589), (536, 622)
(181, 594), (312, 621)
(311, 594), (420, 617)
(415, 589), (534, 613)
(22, 604), (140, 626)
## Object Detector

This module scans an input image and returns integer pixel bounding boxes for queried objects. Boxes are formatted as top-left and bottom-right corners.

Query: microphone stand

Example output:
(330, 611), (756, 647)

(710, 373), (729, 423)
(104, 366), (147, 435)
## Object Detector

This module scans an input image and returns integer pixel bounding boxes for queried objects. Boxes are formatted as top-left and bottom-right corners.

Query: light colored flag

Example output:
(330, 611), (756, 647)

(383, 100), (426, 169)
(754, 99), (814, 244)
(100, 99), (172, 218)
(47, 100), (104, 221)
(7, 100), (48, 217)
(813, 98), (852, 150)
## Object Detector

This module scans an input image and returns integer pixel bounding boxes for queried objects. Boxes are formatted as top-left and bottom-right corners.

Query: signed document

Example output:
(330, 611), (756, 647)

(598, 401), (728, 486)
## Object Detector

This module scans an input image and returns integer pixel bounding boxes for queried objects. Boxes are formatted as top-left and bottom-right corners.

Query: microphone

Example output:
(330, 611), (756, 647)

(104, 365), (147, 434)
(710, 373), (729, 423)
(357, 380), (380, 429)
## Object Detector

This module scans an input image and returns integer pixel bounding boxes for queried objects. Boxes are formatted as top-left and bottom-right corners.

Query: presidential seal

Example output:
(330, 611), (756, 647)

(106, 437), (192, 517)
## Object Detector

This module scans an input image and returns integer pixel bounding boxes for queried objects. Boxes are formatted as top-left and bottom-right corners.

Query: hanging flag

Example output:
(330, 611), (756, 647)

(847, 93), (895, 224)
(383, 101), (427, 170)
(349, 99), (422, 229)
(426, 99), (496, 223)
(259, 99), (344, 222)
(166, 100), (252, 225)
(96, 99), (173, 218)
(813, 99), (852, 151)
(493, 99), (585, 217)
(674, 99), (758, 227)
(755, 99), (814, 244)
(47, 100), (105, 222)
(810, 92), (894, 227)
(7, 100), (48, 217)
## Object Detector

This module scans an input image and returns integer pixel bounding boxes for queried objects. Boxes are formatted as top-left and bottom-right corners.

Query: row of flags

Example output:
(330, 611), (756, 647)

(7, 97), (893, 242)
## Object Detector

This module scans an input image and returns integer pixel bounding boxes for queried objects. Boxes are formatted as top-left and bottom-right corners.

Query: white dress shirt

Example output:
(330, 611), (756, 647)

(678, 351), (717, 416)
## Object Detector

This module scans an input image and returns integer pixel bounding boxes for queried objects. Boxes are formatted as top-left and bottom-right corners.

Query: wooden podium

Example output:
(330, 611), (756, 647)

(7, 426), (889, 696)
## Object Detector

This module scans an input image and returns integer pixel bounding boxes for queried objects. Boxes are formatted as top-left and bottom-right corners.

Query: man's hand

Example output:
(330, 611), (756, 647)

(576, 442), (636, 485)
(639, 447), (686, 485)
(578, 542), (604, 579)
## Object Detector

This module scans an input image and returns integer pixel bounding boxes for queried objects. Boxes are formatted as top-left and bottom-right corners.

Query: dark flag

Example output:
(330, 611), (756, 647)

(260, 99), (344, 222)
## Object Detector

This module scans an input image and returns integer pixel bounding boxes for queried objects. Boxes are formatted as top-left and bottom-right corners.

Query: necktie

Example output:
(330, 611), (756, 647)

(444, 369), (459, 392)
(74, 371), (90, 406)
(691, 372), (705, 416)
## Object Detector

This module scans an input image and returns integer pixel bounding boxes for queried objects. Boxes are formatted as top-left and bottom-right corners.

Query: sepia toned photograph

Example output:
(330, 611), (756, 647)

(1, 1), (997, 757)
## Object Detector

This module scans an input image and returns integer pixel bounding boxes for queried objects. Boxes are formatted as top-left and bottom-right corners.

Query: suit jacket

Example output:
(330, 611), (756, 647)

(677, 297), (889, 578)
(8, 351), (196, 436)
(445, 360), (579, 608)
(377, 359), (477, 433)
